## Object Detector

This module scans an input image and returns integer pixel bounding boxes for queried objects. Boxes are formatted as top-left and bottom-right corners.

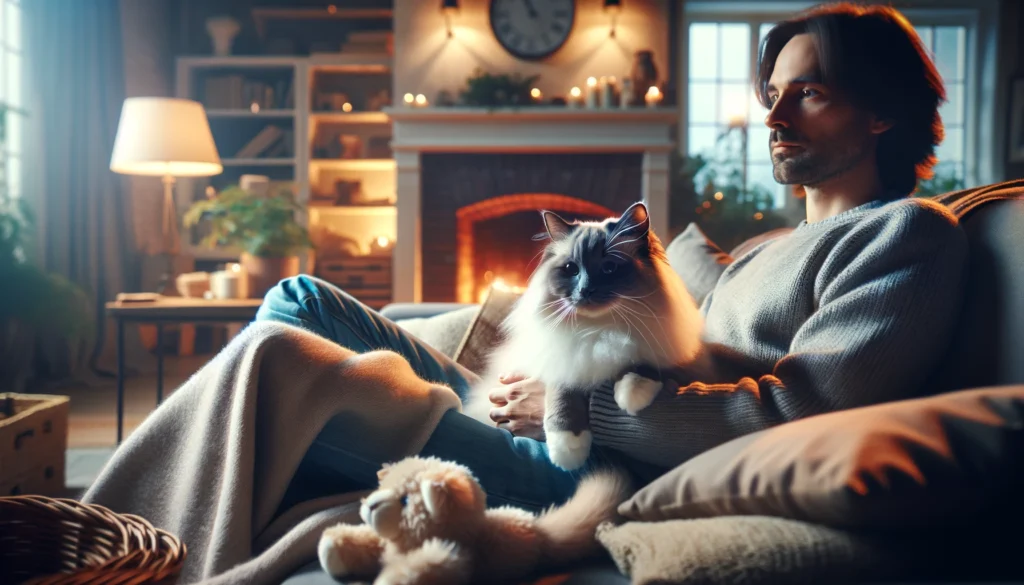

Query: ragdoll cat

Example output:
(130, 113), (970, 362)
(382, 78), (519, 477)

(463, 201), (707, 471)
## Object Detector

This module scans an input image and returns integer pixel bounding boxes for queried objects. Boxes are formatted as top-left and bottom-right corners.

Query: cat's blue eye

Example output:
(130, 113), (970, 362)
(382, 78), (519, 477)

(400, 495), (408, 507)
(563, 262), (580, 276)
(601, 261), (617, 274)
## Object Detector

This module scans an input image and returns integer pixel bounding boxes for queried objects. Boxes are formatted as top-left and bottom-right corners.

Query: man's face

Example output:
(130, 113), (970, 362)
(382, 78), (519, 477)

(764, 34), (880, 187)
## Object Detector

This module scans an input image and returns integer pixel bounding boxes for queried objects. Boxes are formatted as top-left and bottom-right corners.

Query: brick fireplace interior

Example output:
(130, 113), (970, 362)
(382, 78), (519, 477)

(420, 152), (643, 303)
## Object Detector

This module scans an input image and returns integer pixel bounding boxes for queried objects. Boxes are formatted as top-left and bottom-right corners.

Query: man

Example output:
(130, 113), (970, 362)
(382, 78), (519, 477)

(262, 2), (967, 511)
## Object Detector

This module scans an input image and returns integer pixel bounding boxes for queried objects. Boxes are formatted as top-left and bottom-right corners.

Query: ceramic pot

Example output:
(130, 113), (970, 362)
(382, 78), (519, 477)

(240, 253), (300, 299)
(206, 16), (241, 57)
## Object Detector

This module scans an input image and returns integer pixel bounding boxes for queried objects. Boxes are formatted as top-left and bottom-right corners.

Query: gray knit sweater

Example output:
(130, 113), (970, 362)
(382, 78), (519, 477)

(589, 196), (969, 468)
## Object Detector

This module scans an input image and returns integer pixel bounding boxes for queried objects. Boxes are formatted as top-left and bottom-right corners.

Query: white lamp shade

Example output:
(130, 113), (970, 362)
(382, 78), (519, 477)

(110, 97), (223, 177)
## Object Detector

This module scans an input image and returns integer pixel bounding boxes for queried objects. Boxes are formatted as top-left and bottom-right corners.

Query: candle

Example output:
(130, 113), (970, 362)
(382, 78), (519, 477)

(414, 93), (429, 107)
(645, 86), (662, 108)
(530, 87), (543, 103)
(403, 93), (415, 106)
(585, 77), (598, 109)
(620, 78), (633, 108)
(599, 76), (614, 108)
(568, 86), (582, 108)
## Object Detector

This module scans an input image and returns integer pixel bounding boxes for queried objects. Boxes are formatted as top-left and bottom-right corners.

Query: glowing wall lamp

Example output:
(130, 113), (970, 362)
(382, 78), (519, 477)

(604, 0), (622, 38)
(442, 0), (459, 38)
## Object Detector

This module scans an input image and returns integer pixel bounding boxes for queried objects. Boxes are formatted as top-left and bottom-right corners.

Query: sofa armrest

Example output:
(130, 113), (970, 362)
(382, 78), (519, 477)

(379, 302), (478, 321)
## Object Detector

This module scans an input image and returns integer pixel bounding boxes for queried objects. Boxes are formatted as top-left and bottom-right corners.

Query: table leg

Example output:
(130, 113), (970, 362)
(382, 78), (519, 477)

(156, 323), (164, 405)
(116, 319), (125, 445)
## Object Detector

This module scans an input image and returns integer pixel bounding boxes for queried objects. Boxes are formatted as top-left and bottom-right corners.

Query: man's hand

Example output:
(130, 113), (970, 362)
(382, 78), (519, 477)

(488, 374), (546, 440)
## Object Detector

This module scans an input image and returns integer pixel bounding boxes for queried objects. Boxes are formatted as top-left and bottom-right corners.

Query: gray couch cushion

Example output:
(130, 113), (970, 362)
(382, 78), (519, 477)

(663, 223), (734, 306)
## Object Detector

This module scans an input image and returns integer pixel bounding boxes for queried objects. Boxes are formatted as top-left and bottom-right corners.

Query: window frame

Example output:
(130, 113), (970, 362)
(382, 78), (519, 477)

(0, 0), (25, 200)
(677, 0), (1001, 200)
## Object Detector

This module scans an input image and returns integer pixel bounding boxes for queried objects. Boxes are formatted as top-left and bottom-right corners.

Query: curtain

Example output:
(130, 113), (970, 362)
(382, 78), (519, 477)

(22, 0), (141, 381)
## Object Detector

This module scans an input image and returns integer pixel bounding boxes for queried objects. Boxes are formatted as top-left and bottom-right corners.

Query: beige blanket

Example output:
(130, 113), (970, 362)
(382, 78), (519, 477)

(82, 321), (462, 585)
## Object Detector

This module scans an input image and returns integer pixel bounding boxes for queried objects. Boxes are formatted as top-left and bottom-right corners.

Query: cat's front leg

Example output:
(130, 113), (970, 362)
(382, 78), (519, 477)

(318, 523), (384, 579)
(375, 539), (471, 585)
(544, 387), (592, 471)
(613, 371), (663, 415)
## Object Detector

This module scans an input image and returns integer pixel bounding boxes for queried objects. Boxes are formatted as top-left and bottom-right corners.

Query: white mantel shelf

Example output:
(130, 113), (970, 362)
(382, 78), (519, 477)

(386, 106), (679, 303)
(384, 106), (679, 153)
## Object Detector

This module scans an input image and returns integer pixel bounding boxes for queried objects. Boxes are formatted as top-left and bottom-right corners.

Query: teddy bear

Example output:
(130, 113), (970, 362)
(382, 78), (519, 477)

(317, 455), (631, 585)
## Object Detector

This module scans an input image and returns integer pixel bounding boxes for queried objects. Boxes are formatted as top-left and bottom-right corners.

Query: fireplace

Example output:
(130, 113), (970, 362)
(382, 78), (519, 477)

(458, 194), (617, 304)
(386, 107), (678, 303)
(421, 153), (642, 303)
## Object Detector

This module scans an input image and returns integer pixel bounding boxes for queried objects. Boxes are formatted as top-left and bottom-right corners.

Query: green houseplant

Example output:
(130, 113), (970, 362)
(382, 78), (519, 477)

(183, 184), (313, 298)
(0, 188), (93, 391)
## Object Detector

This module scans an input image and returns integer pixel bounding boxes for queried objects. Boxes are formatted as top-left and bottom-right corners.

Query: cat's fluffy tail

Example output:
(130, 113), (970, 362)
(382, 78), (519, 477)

(535, 468), (633, 566)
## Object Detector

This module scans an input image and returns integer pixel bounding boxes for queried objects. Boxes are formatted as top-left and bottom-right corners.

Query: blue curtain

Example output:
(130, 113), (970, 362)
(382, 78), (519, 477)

(22, 0), (140, 379)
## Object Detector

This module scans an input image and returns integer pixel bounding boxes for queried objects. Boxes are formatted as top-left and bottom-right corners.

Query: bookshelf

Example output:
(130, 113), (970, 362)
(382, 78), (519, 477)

(174, 53), (397, 302)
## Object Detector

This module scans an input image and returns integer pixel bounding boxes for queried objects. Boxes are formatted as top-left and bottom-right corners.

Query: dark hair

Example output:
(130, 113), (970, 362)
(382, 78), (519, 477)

(755, 2), (946, 196)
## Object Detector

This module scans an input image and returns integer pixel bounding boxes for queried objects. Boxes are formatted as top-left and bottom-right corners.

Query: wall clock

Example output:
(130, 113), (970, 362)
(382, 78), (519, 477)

(489, 0), (576, 61)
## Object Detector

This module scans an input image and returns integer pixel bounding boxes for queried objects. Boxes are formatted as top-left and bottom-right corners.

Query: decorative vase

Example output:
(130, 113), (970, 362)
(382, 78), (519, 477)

(630, 50), (659, 104)
(206, 16), (241, 57)
(240, 253), (300, 299)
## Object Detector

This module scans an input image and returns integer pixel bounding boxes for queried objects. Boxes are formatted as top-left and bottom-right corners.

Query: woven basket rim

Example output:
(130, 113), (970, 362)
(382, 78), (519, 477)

(0, 495), (186, 585)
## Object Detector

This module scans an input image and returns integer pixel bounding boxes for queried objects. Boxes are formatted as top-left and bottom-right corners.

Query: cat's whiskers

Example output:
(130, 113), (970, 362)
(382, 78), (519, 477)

(612, 299), (664, 360)
(616, 294), (675, 351)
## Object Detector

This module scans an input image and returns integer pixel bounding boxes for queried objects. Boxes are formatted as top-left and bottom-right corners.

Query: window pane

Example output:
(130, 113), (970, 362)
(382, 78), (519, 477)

(6, 50), (19, 109)
(5, 1), (20, 52)
(939, 82), (963, 127)
(759, 23), (774, 42)
(936, 127), (963, 166)
(748, 125), (772, 163)
(688, 81), (718, 124)
(745, 163), (782, 209)
(719, 24), (750, 81)
(688, 125), (720, 157)
(718, 83), (750, 124)
(6, 154), (19, 197)
(914, 26), (933, 53)
(689, 23), (718, 80)
(6, 109), (19, 154)
(934, 26), (965, 83)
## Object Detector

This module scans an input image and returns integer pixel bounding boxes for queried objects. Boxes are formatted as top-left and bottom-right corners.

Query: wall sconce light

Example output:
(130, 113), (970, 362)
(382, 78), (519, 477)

(442, 0), (459, 38)
(604, 0), (622, 38)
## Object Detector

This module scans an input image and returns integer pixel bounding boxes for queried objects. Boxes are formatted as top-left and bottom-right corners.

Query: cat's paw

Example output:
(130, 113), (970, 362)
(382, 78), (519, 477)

(614, 373), (663, 415)
(547, 429), (592, 470)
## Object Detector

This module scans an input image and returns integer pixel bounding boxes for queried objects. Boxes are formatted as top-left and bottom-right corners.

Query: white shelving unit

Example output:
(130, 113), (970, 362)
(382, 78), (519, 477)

(174, 54), (396, 278)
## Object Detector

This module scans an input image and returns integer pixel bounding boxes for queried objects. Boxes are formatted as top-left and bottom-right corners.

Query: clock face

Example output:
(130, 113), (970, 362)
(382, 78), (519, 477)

(489, 0), (576, 60)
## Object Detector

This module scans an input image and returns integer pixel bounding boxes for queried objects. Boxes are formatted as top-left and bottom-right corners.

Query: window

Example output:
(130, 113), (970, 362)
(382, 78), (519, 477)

(684, 5), (977, 207)
(0, 0), (22, 200)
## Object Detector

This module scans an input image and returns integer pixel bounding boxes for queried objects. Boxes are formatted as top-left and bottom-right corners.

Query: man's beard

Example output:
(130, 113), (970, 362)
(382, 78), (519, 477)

(770, 129), (869, 187)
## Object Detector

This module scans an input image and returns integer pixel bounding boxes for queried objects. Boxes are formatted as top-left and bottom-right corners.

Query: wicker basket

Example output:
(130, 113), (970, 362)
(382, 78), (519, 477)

(0, 495), (186, 585)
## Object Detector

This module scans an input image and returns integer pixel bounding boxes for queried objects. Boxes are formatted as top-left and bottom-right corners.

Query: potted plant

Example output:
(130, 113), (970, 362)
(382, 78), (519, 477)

(183, 184), (313, 298)
(0, 191), (93, 392)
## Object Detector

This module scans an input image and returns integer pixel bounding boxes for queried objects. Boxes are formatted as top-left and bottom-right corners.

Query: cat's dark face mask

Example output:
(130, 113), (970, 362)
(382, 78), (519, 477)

(538, 202), (661, 317)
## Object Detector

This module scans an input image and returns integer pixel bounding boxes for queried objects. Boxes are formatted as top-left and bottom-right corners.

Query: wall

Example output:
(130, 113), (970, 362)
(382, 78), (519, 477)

(996, 0), (1023, 181)
(393, 0), (670, 103)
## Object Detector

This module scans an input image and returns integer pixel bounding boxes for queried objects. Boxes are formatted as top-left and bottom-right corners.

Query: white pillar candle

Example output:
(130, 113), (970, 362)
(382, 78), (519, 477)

(645, 86), (662, 108)
(620, 78), (633, 108)
(585, 77), (598, 109)
(568, 86), (582, 108)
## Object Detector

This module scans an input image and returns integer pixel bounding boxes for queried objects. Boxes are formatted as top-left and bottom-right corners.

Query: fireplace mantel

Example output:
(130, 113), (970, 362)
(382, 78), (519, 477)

(386, 106), (680, 303)
(385, 106), (678, 153)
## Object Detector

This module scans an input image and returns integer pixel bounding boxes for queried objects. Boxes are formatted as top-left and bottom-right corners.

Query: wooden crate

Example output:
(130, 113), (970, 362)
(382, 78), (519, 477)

(0, 393), (69, 497)
(317, 255), (393, 309)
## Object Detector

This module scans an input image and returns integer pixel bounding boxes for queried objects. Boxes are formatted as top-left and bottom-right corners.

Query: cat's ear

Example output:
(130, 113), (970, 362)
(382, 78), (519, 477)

(540, 210), (573, 242)
(608, 202), (650, 251)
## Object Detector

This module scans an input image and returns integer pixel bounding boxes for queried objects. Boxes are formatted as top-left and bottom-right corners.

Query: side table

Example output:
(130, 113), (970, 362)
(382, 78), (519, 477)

(105, 297), (264, 444)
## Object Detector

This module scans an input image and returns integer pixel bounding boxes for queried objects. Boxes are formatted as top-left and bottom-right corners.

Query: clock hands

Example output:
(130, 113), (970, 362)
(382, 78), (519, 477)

(522, 0), (538, 19)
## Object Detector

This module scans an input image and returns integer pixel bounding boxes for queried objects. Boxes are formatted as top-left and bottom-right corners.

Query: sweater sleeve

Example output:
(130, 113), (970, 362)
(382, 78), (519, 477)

(588, 200), (969, 469)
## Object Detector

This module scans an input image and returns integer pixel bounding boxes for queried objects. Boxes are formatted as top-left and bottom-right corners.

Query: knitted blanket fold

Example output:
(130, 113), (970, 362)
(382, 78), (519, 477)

(82, 321), (462, 585)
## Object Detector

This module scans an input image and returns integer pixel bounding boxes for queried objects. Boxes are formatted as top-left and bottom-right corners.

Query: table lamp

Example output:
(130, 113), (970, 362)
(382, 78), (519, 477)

(110, 97), (223, 290)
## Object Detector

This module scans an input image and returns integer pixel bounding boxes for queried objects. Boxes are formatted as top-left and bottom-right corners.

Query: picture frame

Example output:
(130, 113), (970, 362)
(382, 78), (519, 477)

(1008, 77), (1024, 163)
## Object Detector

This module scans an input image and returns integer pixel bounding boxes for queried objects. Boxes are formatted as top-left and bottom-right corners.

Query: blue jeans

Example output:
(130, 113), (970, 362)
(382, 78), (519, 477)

(257, 275), (638, 513)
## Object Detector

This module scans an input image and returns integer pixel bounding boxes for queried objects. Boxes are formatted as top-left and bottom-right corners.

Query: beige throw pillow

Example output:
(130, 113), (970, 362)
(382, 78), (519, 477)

(619, 385), (1024, 530)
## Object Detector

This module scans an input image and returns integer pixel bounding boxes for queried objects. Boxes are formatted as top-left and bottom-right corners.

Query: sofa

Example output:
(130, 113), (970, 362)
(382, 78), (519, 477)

(284, 181), (1024, 585)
